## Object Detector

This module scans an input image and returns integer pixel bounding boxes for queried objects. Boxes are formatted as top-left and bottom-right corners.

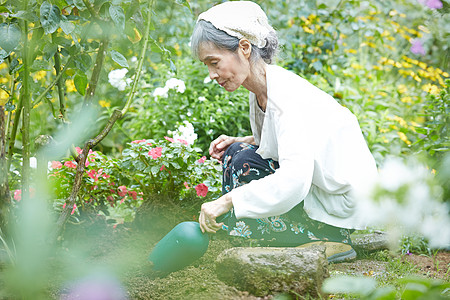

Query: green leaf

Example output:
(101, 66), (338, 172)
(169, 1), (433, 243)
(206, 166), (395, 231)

(43, 43), (58, 61)
(40, 1), (61, 35)
(109, 5), (125, 30)
(110, 50), (129, 68)
(74, 73), (88, 96)
(73, 0), (87, 11)
(0, 23), (21, 53)
(60, 19), (75, 34)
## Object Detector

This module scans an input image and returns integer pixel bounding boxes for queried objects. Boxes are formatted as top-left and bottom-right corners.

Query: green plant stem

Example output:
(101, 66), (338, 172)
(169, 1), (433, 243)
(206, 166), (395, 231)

(83, 39), (108, 106)
(32, 57), (73, 108)
(53, 46), (66, 119)
(7, 94), (22, 171)
(21, 19), (31, 200)
(121, 0), (155, 115)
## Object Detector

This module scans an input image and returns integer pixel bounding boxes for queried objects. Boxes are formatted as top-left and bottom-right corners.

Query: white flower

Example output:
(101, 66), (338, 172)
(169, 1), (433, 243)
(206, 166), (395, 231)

(30, 157), (37, 169)
(198, 96), (206, 101)
(153, 86), (169, 98)
(172, 121), (197, 145)
(355, 157), (450, 249)
(203, 76), (212, 84)
(131, 56), (137, 62)
(165, 78), (186, 93)
(108, 68), (131, 91)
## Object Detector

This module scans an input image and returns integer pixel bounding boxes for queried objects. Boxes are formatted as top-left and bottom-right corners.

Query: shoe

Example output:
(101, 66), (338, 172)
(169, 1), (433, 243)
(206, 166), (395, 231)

(296, 241), (357, 263)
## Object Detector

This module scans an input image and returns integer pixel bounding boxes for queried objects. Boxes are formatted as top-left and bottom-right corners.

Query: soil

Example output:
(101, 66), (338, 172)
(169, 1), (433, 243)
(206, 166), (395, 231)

(5, 205), (448, 300)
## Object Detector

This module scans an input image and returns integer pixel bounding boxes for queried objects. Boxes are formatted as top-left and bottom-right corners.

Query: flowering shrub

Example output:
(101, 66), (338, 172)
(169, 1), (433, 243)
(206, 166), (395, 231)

(48, 147), (140, 218)
(118, 136), (222, 204)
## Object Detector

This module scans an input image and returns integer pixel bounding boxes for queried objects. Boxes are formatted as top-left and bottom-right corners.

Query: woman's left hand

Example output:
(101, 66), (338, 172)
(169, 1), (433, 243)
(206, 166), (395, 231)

(199, 194), (233, 233)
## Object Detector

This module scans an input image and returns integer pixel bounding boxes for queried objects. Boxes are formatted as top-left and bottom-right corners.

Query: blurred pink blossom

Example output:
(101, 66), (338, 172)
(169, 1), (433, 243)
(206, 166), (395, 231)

(410, 39), (426, 55)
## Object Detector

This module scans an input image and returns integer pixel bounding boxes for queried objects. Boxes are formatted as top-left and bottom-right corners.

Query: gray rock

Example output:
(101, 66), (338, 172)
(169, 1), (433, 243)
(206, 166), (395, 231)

(215, 246), (329, 298)
(352, 232), (389, 252)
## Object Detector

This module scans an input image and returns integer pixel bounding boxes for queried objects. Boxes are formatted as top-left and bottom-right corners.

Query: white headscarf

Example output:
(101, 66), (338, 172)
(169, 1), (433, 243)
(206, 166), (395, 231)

(197, 1), (275, 48)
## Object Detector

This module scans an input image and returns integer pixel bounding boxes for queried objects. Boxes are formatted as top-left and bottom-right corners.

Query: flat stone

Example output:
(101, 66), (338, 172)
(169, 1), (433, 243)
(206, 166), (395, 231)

(352, 232), (389, 252)
(215, 246), (328, 298)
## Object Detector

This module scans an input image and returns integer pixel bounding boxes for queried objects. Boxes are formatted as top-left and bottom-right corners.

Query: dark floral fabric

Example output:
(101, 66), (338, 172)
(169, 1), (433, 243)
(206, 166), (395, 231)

(219, 142), (352, 247)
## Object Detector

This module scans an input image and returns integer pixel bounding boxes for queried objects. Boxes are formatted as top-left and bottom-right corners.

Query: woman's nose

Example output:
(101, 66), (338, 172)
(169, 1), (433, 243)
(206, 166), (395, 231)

(208, 68), (218, 80)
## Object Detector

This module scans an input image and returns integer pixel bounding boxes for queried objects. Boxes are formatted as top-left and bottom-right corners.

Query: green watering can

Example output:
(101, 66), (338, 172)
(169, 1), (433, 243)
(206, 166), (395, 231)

(148, 221), (209, 274)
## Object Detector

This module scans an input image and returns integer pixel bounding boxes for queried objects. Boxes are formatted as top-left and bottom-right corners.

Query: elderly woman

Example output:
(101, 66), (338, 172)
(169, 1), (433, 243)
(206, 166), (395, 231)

(149, 1), (377, 272)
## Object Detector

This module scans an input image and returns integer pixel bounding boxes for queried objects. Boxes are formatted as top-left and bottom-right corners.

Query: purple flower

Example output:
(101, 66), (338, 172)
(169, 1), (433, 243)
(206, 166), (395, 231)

(426, 0), (443, 9)
(410, 40), (426, 56)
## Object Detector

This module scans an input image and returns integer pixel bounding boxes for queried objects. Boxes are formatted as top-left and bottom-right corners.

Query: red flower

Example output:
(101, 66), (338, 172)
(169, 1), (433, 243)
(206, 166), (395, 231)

(64, 161), (77, 168)
(160, 164), (165, 171)
(195, 183), (208, 197)
(164, 136), (174, 143)
(148, 147), (162, 159)
(86, 169), (99, 181)
(177, 139), (188, 145)
(51, 161), (63, 169)
(184, 181), (190, 189)
(13, 189), (21, 201)
(197, 156), (206, 164)
(131, 139), (146, 144)
(128, 191), (137, 200)
(118, 186), (128, 197)
(71, 204), (77, 215)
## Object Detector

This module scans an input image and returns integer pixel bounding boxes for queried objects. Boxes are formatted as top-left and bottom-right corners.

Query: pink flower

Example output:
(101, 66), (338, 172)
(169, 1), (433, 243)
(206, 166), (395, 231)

(177, 139), (188, 145)
(120, 196), (127, 204)
(63, 203), (66, 209)
(118, 186), (128, 197)
(71, 204), (77, 215)
(195, 183), (208, 197)
(197, 156), (206, 164)
(86, 169), (99, 181)
(85, 159), (90, 167)
(425, 0), (443, 9)
(102, 173), (110, 179)
(64, 161), (77, 168)
(128, 191), (137, 200)
(160, 164), (165, 171)
(51, 161), (63, 169)
(13, 189), (21, 201)
(184, 182), (190, 189)
(164, 136), (175, 143)
(75, 147), (83, 154)
(148, 147), (162, 159)
(410, 39), (426, 56)
(131, 139), (146, 144)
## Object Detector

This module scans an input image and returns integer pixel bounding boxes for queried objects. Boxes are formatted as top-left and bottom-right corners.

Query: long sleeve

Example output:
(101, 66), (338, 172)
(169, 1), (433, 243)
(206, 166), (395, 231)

(229, 65), (377, 229)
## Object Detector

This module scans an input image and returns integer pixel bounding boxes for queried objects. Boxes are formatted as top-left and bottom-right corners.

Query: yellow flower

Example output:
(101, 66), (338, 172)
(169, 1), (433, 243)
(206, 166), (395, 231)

(422, 84), (440, 95)
(161, 18), (169, 24)
(397, 132), (411, 145)
(382, 136), (389, 143)
(99, 100), (110, 108)
(418, 62), (427, 70)
(401, 96), (412, 103)
(0, 77), (8, 84)
(418, 25), (430, 33)
(394, 62), (402, 68)
(372, 65), (383, 71)
(303, 26), (314, 34)
(401, 62), (412, 68)
(174, 43), (182, 57)
(287, 18), (295, 28)
(384, 44), (396, 51)
(379, 128), (389, 133)
(0, 62), (7, 71)
(397, 84), (407, 94)
(351, 62), (363, 70)
(378, 91), (388, 97)
(65, 79), (77, 93)
(32, 70), (47, 81)
(0, 89), (9, 105)
(442, 72), (449, 78)
(345, 49), (357, 54)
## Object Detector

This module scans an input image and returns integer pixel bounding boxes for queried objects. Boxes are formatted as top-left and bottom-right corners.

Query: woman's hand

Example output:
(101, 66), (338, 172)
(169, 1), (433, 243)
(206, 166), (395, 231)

(199, 194), (233, 233)
(209, 135), (236, 161)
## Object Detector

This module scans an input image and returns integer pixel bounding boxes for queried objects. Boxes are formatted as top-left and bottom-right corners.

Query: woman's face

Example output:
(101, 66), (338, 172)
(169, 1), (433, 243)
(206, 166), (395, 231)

(198, 42), (250, 92)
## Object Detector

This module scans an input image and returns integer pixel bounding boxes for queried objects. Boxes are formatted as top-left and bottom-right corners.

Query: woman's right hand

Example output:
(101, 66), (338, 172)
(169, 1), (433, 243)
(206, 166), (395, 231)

(209, 135), (236, 161)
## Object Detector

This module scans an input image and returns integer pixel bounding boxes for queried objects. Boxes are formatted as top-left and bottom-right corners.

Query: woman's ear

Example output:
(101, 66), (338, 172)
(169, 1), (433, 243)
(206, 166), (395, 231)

(238, 39), (252, 59)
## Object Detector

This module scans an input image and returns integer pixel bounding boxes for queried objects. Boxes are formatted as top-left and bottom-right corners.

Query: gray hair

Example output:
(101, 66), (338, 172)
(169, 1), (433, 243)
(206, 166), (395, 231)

(191, 20), (278, 64)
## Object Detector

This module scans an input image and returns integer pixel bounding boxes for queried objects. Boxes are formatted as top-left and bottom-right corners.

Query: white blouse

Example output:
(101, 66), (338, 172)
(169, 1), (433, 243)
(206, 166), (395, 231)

(229, 64), (378, 229)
